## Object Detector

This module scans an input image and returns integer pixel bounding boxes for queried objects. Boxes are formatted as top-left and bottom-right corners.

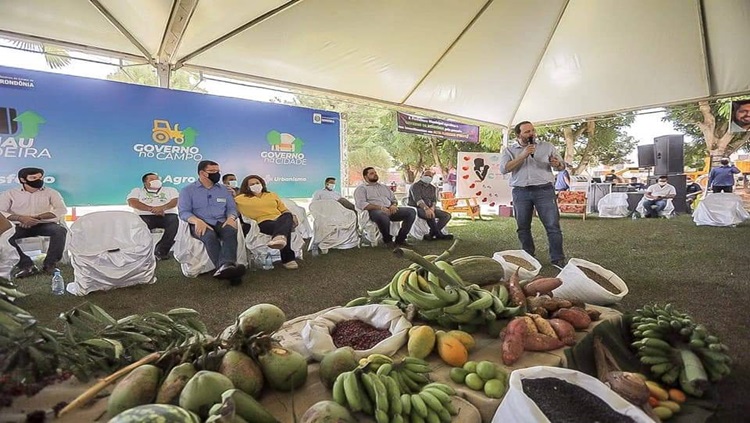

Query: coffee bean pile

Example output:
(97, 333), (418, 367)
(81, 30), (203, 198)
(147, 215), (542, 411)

(332, 319), (391, 350)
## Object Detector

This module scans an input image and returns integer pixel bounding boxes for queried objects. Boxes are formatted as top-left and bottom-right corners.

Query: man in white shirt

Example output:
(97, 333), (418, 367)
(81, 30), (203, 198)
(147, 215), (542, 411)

(312, 177), (356, 210)
(0, 167), (68, 278)
(643, 175), (676, 218)
(127, 173), (179, 260)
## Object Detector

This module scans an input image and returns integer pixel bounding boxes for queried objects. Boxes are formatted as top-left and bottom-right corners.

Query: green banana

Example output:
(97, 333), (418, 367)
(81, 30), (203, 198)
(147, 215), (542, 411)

(332, 373), (348, 406)
(368, 353), (394, 365)
(343, 372), (363, 412)
(360, 371), (377, 404)
(376, 363), (393, 376)
(367, 284), (392, 298)
(396, 369), (420, 392)
(410, 394), (429, 418)
(403, 362), (431, 374)
(401, 368), (429, 385)
(466, 289), (493, 311)
(495, 284), (509, 304)
(418, 308), (443, 320)
(346, 296), (369, 307)
(436, 407), (452, 423)
(392, 371), (412, 394)
(442, 289), (470, 314)
(642, 337), (672, 350)
(423, 382), (456, 396)
(427, 283), (460, 303)
(661, 365), (681, 385)
(401, 284), (446, 310)
(639, 346), (669, 357)
(650, 362), (674, 375)
(370, 372), (390, 413)
(423, 387), (451, 404)
(640, 355), (671, 365)
(418, 390), (444, 413)
(401, 393), (412, 415)
(434, 261), (464, 286)
(380, 374), (402, 415)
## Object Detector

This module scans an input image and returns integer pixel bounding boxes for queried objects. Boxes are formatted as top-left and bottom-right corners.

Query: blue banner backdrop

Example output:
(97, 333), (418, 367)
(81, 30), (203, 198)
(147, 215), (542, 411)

(0, 65), (341, 206)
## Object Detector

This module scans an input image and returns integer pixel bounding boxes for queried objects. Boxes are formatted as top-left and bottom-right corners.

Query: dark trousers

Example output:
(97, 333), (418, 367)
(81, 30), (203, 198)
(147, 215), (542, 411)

(368, 207), (416, 243)
(139, 214), (178, 256)
(416, 208), (451, 236)
(642, 199), (667, 217)
(190, 222), (238, 268)
(512, 184), (564, 262)
(258, 213), (296, 263)
(712, 186), (733, 193)
(9, 222), (67, 269)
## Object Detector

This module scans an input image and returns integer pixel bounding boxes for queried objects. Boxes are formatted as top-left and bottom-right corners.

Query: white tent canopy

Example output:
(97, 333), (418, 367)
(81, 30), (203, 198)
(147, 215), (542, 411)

(1, 0), (749, 127)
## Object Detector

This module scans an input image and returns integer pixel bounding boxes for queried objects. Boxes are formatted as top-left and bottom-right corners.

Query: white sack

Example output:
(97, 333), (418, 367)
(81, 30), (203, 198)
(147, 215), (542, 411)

(552, 258), (628, 305)
(492, 250), (541, 281)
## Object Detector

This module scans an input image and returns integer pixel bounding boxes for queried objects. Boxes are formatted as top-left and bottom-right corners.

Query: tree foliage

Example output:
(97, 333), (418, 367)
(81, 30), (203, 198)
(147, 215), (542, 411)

(106, 65), (207, 92)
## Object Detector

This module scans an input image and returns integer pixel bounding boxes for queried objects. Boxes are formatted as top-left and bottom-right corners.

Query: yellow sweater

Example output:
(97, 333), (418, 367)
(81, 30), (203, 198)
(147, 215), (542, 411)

(235, 192), (288, 223)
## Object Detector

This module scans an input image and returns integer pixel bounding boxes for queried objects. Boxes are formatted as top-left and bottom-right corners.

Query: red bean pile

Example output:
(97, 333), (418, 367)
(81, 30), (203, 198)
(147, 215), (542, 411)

(331, 319), (392, 350)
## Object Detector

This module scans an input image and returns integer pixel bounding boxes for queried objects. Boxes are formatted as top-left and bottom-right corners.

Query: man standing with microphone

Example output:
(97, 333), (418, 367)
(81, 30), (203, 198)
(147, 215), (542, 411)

(500, 121), (567, 268)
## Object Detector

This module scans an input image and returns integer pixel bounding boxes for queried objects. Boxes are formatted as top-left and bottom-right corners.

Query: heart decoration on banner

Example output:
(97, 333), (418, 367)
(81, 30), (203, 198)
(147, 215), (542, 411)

(475, 191), (482, 196)
(469, 183), (476, 189)
(463, 156), (470, 161)
(482, 197), (488, 202)
(461, 166), (469, 171)
(457, 151), (512, 207)
(489, 202), (496, 207)
(462, 174), (469, 179)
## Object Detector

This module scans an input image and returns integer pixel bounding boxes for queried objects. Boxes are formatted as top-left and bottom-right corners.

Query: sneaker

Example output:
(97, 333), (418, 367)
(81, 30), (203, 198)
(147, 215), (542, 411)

(267, 235), (287, 250)
(13, 266), (38, 279)
(551, 259), (567, 270)
(282, 261), (299, 270)
(422, 235), (435, 241)
(434, 234), (454, 240)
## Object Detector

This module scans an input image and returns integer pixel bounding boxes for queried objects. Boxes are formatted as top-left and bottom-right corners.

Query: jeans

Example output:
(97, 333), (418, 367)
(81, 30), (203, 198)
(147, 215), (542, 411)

(258, 213), (296, 263)
(642, 199), (667, 217)
(139, 214), (179, 256)
(511, 184), (564, 262)
(9, 222), (68, 269)
(416, 208), (451, 236)
(712, 186), (733, 193)
(190, 221), (238, 267)
(368, 207), (416, 243)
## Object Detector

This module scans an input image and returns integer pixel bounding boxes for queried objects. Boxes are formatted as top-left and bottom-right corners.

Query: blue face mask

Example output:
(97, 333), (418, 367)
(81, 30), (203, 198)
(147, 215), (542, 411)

(420, 176), (433, 184)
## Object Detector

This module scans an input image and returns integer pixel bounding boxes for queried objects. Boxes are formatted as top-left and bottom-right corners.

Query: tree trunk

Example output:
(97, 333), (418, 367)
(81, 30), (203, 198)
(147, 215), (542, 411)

(429, 139), (445, 174)
(562, 123), (588, 165)
(697, 100), (734, 169)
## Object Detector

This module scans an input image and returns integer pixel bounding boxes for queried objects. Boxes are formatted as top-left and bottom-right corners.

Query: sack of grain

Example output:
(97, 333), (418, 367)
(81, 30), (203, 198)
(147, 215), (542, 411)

(551, 258), (628, 305)
(492, 250), (541, 281)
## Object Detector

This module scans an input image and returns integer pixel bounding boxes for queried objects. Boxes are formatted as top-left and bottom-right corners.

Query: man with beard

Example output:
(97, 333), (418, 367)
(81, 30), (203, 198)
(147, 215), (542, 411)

(0, 167), (68, 278)
(408, 168), (453, 241)
(500, 121), (567, 268)
(730, 99), (750, 132)
(127, 173), (179, 260)
(354, 167), (416, 247)
(179, 160), (245, 284)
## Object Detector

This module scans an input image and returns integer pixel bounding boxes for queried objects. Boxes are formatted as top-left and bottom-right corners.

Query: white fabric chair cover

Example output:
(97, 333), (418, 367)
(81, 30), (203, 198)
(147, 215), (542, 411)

(0, 226), (20, 281)
(173, 219), (248, 278)
(597, 193), (630, 218)
(66, 211), (156, 295)
(282, 199), (313, 240)
(242, 215), (304, 264)
(357, 209), (401, 247)
(636, 197), (675, 218)
(693, 193), (750, 227)
(308, 200), (359, 252)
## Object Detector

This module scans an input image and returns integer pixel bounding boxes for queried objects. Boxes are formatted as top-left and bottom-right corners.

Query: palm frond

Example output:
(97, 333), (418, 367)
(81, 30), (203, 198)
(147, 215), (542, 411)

(42, 45), (72, 69)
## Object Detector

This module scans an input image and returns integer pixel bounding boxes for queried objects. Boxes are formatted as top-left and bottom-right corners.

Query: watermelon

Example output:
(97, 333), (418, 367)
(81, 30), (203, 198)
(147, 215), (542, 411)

(107, 404), (201, 423)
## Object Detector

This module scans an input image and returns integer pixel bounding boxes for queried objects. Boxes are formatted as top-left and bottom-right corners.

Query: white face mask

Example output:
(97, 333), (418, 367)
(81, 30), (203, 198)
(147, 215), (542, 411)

(148, 180), (162, 190)
(421, 175), (433, 184)
(249, 183), (263, 194)
(326, 183), (335, 190)
(228, 180), (238, 188)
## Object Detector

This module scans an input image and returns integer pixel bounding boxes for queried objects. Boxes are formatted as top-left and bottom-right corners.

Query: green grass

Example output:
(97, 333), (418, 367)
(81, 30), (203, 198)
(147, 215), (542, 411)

(12, 215), (750, 421)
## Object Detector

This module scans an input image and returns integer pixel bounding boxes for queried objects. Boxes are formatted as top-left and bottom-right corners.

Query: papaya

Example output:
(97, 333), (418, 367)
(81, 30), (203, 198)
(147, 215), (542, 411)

(156, 363), (197, 404)
(179, 371), (234, 419)
(447, 330), (476, 351)
(107, 404), (200, 423)
(238, 304), (286, 336)
(319, 347), (358, 389)
(107, 364), (162, 417)
(435, 331), (469, 367)
(219, 350), (264, 398)
(407, 326), (436, 359)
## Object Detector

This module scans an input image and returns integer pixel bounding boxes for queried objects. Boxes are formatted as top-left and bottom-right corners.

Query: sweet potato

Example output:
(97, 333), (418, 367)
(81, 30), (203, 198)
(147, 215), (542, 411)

(586, 308), (602, 321)
(522, 277), (563, 297)
(526, 295), (572, 312)
(520, 316), (538, 334)
(570, 299), (586, 309)
(501, 318), (527, 365)
(548, 318), (577, 346)
(507, 268), (526, 308)
(528, 306), (549, 318)
(527, 313), (557, 339)
(552, 307), (592, 330)
(524, 332), (565, 351)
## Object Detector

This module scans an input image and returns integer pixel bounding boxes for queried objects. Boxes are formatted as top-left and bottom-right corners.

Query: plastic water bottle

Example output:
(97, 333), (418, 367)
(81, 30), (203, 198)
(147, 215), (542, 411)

(51, 269), (65, 295)
(262, 252), (274, 270)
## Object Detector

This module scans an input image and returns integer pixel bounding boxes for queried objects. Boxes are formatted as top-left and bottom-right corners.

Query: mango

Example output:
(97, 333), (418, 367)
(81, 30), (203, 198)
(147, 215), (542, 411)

(645, 380), (669, 401)
(156, 363), (197, 404)
(219, 350), (264, 398)
(107, 364), (162, 417)
(659, 400), (681, 413)
(179, 370), (234, 419)
(435, 331), (468, 367)
(447, 330), (476, 351)
(407, 326), (436, 359)
(653, 406), (674, 420)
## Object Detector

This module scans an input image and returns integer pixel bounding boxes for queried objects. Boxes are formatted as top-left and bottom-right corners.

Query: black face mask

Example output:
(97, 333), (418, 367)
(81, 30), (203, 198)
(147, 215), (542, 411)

(25, 179), (44, 189)
(206, 172), (221, 184)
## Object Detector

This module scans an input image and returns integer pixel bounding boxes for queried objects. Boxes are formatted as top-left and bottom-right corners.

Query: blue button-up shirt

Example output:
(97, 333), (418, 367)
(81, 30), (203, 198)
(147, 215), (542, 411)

(500, 141), (563, 187)
(178, 181), (237, 225)
(708, 165), (740, 187)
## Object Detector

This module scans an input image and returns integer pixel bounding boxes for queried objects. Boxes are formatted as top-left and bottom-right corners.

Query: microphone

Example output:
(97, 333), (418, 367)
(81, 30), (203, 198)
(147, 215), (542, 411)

(528, 136), (535, 158)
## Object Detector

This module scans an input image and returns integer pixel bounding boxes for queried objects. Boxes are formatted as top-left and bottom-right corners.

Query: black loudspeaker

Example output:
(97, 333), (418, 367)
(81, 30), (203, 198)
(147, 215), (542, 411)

(654, 135), (684, 175)
(638, 145), (655, 168)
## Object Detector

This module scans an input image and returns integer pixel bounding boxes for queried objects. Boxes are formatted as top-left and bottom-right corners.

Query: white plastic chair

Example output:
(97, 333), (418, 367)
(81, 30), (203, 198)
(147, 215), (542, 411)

(308, 200), (359, 253)
(636, 197), (675, 218)
(0, 226), (20, 281)
(597, 193), (630, 218)
(173, 219), (248, 278)
(282, 199), (313, 240)
(65, 211), (156, 295)
(693, 193), (750, 227)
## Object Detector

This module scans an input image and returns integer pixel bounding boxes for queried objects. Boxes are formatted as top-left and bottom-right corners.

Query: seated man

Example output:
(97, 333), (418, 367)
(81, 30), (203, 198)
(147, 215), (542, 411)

(127, 173), (179, 260)
(0, 213), (11, 237)
(408, 169), (453, 241)
(604, 170), (623, 184)
(311, 177), (356, 210)
(685, 176), (702, 212)
(222, 173), (239, 196)
(179, 160), (245, 284)
(354, 167), (415, 247)
(627, 177), (646, 191)
(642, 175), (676, 218)
(0, 167), (68, 278)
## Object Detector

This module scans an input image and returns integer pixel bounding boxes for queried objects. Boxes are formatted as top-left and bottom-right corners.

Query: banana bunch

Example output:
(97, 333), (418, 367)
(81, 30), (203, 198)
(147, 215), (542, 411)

(631, 304), (731, 397)
(333, 354), (457, 423)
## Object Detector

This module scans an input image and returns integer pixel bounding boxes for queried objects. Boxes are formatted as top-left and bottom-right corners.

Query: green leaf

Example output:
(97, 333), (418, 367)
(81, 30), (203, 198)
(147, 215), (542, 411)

(89, 304), (117, 325)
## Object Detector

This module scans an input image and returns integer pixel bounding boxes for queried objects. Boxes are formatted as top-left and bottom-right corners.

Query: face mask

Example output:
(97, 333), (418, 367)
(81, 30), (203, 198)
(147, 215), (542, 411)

(420, 176), (433, 184)
(206, 172), (221, 184)
(228, 180), (238, 188)
(720, 161), (729, 166)
(326, 183), (335, 190)
(26, 179), (44, 189)
(658, 182), (667, 186)
(148, 180), (162, 190)
(249, 183), (263, 194)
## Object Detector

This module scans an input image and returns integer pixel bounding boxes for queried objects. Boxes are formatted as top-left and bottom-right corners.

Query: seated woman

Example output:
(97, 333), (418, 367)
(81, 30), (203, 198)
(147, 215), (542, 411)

(235, 175), (299, 269)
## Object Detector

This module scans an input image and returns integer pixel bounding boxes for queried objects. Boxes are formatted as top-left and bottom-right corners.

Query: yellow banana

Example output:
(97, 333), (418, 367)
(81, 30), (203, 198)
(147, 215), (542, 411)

(416, 274), (431, 292)
(407, 271), (422, 292)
